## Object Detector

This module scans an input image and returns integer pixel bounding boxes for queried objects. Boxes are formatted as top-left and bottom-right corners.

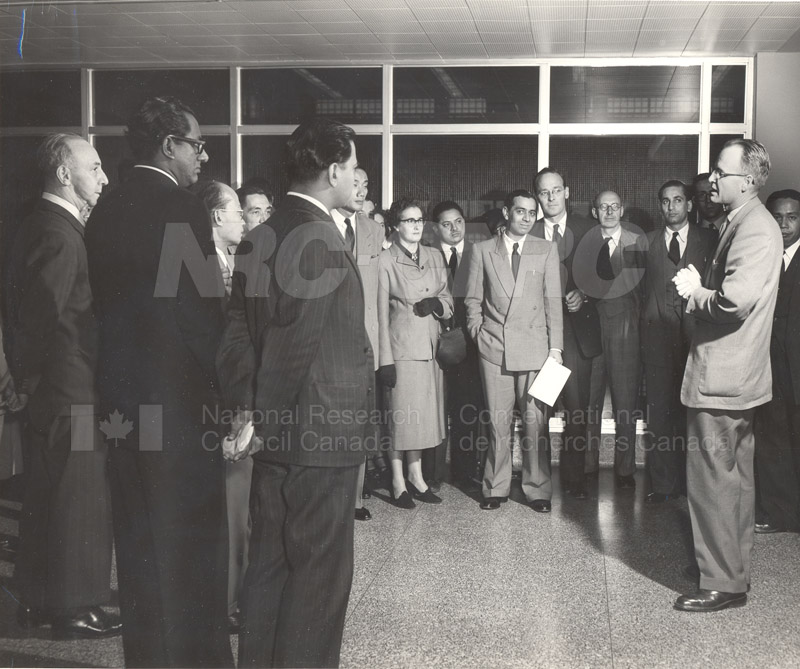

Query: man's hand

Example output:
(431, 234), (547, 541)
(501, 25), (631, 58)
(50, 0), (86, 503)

(673, 264), (702, 299)
(565, 289), (584, 313)
(223, 409), (262, 463)
(548, 349), (563, 365)
(377, 364), (397, 388)
(413, 297), (443, 318)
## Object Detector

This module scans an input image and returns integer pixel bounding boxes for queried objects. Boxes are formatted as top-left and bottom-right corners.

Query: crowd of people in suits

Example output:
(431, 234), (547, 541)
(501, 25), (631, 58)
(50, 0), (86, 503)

(1, 90), (799, 668)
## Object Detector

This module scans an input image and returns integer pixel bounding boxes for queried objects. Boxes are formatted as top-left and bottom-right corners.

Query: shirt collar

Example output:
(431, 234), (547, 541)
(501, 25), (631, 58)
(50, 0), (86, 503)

(441, 240), (464, 257)
(601, 227), (622, 245)
(785, 237), (800, 265)
(664, 222), (689, 244)
(41, 192), (84, 225)
(503, 232), (526, 255)
(726, 196), (757, 224)
(542, 211), (568, 239)
(134, 164), (179, 186)
(287, 191), (330, 217)
(214, 245), (231, 270)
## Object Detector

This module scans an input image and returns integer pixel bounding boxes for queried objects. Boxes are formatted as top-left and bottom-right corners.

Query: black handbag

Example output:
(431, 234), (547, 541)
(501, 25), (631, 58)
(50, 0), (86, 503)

(436, 325), (467, 368)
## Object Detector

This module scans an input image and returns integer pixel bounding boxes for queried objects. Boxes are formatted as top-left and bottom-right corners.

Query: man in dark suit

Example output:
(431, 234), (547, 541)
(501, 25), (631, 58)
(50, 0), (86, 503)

(218, 119), (372, 668)
(465, 190), (564, 513)
(641, 180), (717, 504)
(532, 168), (602, 499)
(427, 200), (485, 489)
(573, 191), (645, 490)
(692, 172), (727, 231)
(674, 139), (781, 612)
(7, 133), (120, 639)
(331, 166), (386, 520)
(753, 189), (800, 534)
(86, 98), (232, 666)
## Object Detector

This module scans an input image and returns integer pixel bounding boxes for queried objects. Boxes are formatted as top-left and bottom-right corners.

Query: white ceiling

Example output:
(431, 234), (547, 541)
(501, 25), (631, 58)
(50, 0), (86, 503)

(1, 0), (799, 66)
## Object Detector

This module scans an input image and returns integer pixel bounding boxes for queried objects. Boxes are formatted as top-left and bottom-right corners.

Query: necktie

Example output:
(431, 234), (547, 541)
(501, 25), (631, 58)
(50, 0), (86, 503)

(708, 222), (717, 231)
(448, 246), (458, 277)
(597, 237), (615, 280)
(218, 258), (232, 296)
(668, 231), (681, 265)
(511, 242), (520, 280)
(553, 224), (562, 245)
(344, 217), (355, 252)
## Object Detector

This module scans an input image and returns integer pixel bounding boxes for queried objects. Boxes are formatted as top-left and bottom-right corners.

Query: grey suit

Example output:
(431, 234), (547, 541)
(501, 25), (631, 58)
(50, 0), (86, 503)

(465, 234), (563, 501)
(681, 197), (782, 593)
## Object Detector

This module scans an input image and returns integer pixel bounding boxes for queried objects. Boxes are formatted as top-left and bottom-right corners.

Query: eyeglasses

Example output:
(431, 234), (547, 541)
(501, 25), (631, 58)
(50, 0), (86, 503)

(438, 219), (464, 230)
(596, 203), (621, 212)
(711, 167), (749, 180)
(214, 208), (243, 219)
(537, 187), (565, 199)
(167, 135), (207, 156)
(399, 218), (425, 226)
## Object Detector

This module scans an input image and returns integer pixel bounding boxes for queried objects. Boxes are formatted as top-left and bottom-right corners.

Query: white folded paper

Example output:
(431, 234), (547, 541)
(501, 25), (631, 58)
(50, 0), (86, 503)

(223, 420), (255, 460)
(528, 356), (572, 406)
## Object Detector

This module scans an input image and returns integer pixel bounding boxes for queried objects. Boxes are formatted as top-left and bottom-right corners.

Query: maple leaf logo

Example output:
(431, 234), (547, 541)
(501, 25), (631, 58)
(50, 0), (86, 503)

(99, 410), (134, 447)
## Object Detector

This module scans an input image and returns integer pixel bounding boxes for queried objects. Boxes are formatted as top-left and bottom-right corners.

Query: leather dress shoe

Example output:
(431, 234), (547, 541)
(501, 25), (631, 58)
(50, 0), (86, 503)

(426, 479), (442, 494)
(17, 604), (50, 629)
(391, 490), (416, 510)
(355, 507), (372, 521)
(674, 589), (747, 612)
(615, 474), (636, 490)
(645, 492), (673, 504)
(755, 521), (785, 534)
(529, 499), (552, 513)
(407, 481), (442, 504)
(480, 497), (501, 511)
(52, 607), (122, 639)
(228, 611), (243, 634)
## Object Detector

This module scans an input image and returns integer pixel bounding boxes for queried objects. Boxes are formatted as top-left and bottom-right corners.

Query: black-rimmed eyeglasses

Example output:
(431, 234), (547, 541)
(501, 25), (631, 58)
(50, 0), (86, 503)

(167, 135), (207, 156)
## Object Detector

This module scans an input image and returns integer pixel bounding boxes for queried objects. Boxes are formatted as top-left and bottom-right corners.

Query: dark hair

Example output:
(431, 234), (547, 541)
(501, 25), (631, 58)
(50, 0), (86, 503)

(387, 197), (423, 229)
(36, 132), (82, 181)
(431, 200), (464, 223)
(504, 189), (537, 211)
(282, 119), (356, 185)
(237, 181), (274, 207)
(658, 180), (691, 201)
(766, 189), (800, 208)
(534, 167), (566, 192)
(722, 138), (770, 188)
(126, 96), (195, 162)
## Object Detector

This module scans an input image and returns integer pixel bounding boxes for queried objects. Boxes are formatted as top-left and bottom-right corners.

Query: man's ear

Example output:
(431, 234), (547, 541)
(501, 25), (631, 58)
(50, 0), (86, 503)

(161, 136), (175, 159)
(591, 207), (598, 220)
(327, 162), (339, 188)
(564, 186), (570, 200)
(56, 164), (71, 186)
(687, 199), (694, 213)
(502, 206), (510, 221)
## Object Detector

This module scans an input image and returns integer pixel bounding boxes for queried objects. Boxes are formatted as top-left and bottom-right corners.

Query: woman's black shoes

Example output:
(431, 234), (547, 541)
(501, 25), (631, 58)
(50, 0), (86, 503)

(407, 481), (442, 504)
(391, 490), (416, 509)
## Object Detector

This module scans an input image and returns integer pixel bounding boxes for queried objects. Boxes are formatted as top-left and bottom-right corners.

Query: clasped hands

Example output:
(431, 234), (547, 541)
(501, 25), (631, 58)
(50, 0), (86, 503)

(672, 264), (702, 299)
(223, 409), (264, 463)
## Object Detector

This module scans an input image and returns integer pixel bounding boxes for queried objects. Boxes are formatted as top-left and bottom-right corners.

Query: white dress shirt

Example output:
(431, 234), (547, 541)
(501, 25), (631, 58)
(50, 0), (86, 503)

(440, 239), (464, 262)
(601, 227), (622, 255)
(286, 191), (329, 217)
(41, 192), (83, 225)
(542, 211), (568, 242)
(503, 232), (527, 270)
(331, 209), (357, 247)
(133, 164), (178, 186)
(784, 237), (800, 271)
(664, 222), (689, 259)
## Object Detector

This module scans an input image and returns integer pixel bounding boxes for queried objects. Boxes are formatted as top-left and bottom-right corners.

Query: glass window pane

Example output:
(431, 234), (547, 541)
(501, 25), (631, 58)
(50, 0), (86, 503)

(94, 135), (231, 191)
(550, 66), (701, 123)
(709, 134), (744, 170)
(241, 68), (382, 125)
(393, 135), (538, 241)
(711, 66), (746, 123)
(242, 135), (382, 208)
(0, 71), (81, 127)
(94, 70), (230, 126)
(393, 67), (539, 124)
(549, 136), (699, 232)
(1, 136), (45, 254)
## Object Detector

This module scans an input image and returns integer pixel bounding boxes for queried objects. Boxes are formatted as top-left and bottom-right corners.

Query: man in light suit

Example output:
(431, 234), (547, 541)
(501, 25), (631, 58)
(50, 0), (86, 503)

(218, 119), (373, 667)
(572, 191), (645, 490)
(674, 139), (781, 612)
(532, 168), (602, 499)
(465, 189), (563, 513)
(8, 133), (119, 639)
(331, 166), (386, 521)
(753, 189), (800, 534)
(427, 200), (485, 489)
(641, 181), (717, 504)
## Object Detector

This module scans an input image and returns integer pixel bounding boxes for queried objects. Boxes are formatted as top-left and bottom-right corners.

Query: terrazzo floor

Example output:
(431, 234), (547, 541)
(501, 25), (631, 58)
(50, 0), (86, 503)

(1, 468), (799, 668)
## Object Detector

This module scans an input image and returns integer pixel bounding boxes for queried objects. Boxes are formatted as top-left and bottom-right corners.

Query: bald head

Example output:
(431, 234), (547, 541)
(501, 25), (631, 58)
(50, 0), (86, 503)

(38, 133), (108, 213)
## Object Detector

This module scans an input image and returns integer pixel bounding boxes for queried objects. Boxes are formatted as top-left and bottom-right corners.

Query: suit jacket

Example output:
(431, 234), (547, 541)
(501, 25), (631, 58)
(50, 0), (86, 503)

(7, 198), (98, 433)
(532, 214), (602, 359)
(773, 250), (800, 405)
(573, 225), (645, 322)
(377, 243), (453, 365)
(86, 167), (225, 434)
(426, 240), (473, 330)
(217, 194), (373, 467)
(640, 225), (717, 370)
(681, 197), (783, 410)
(464, 234), (563, 372)
(353, 212), (385, 371)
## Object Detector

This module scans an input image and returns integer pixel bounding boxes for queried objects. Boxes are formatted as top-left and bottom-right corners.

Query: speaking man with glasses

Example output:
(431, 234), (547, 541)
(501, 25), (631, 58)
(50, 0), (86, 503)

(531, 168), (602, 499)
(86, 97), (232, 666)
(572, 190), (645, 492)
(673, 139), (782, 612)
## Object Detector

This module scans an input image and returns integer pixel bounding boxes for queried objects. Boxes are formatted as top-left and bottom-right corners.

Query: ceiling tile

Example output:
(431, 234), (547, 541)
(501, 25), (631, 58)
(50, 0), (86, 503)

(745, 27), (800, 40)
(379, 33), (434, 44)
(484, 44), (537, 57)
(422, 21), (478, 34)
(481, 32), (534, 44)
(640, 17), (701, 32)
(736, 38), (790, 51)
(206, 23), (268, 35)
(434, 44), (488, 57)
(298, 9), (361, 22)
(190, 11), (247, 25)
(690, 28), (749, 41)
(236, 8), (306, 23)
(634, 34), (690, 47)
(125, 12), (194, 26)
(703, 2), (768, 19)
(643, 2), (706, 19)
(175, 34), (231, 47)
(355, 8), (418, 22)
(310, 22), (373, 34)
(529, 2), (587, 22)
(223, 34), (282, 48)
(324, 32), (382, 44)
(73, 35), (134, 48)
(360, 20), (425, 33)
(531, 20), (585, 41)
(762, 3), (800, 18)
(275, 34), (329, 46)
(126, 35), (179, 47)
(403, 0), (467, 6)
(287, 0), (352, 9)
(751, 16), (800, 30)
(695, 17), (760, 30)
(475, 20), (524, 32)
(469, 4), (529, 22)
(337, 44), (391, 54)
(587, 2), (647, 21)
(535, 42), (585, 56)
(413, 7), (474, 22)
(427, 33), (482, 45)
(157, 23), (214, 36)
(585, 18), (642, 31)
(347, 0), (411, 8)
(258, 22), (319, 35)
(93, 24), (163, 38)
(385, 43), (439, 53)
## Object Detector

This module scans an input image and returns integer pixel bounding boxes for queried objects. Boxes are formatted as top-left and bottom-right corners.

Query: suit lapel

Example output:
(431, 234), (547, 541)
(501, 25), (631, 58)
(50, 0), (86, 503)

(531, 220), (545, 240)
(39, 199), (85, 238)
(489, 236), (516, 298)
